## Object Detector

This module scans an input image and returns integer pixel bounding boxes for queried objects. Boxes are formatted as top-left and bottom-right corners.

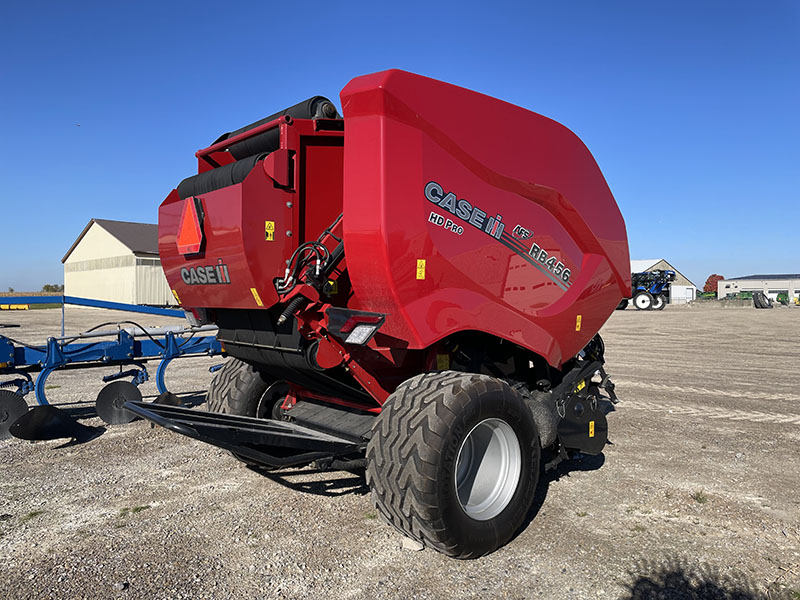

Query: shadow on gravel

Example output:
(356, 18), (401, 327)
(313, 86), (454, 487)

(12, 390), (209, 445)
(39, 389), (207, 422)
(619, 557), (794, 600)
(255, 467), (370, 498)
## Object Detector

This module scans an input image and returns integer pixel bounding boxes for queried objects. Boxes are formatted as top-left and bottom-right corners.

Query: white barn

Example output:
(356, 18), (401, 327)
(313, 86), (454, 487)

(62, 219), (176, 306)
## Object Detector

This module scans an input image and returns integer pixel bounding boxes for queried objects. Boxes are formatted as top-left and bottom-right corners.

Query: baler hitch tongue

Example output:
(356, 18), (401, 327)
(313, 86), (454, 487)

(124, 401), (364, 469)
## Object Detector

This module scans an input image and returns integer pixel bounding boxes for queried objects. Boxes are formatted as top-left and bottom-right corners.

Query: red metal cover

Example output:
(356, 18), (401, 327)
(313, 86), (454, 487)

(339, 70), (629, 366)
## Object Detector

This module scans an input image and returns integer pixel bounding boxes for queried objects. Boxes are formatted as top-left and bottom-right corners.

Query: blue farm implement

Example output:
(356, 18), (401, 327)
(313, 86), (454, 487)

(617, 270), (677, 311)
(0, 295), (223, 440)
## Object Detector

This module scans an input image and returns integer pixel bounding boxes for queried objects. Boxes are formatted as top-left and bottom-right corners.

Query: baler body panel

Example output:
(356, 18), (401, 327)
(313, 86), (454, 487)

(158, 69), (628, 371)
(340, 70), (629, 366)
(159, 128), (344, 311)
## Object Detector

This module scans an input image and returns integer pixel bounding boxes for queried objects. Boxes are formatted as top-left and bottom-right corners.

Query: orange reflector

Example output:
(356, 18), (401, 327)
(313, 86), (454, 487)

(177, 197), (203, 255)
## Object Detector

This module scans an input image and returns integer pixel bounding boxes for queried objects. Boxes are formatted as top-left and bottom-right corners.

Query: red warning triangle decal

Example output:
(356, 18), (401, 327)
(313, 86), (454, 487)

(176, 197), (203, 255)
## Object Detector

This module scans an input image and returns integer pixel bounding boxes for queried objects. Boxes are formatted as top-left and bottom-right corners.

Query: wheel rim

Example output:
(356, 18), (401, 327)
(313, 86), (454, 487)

(635, 294), (651, 309)
(454, 418), (522, 521)
(257, 381), (289, 419)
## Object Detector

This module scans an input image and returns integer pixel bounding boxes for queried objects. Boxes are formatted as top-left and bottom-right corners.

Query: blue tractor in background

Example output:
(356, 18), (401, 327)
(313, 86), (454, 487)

(617, 270), (677, 311)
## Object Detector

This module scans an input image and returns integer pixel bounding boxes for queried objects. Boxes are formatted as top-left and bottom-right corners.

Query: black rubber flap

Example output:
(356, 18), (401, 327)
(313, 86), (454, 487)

(10, 405), (103, 442)
(177, 152), (265, 199)
(557, 395), (608, 455)
(96, 381), (142, 425)
(225, 96), (339, 160)
(0, 390), (29, 440)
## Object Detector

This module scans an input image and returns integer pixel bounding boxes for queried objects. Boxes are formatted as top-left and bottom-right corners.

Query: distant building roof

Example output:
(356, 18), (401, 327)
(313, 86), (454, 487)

(630, 258), (696, 288)
(727, 274), (800, 281)
(630, 259), (662, 273)
(62, 219), (159, 263)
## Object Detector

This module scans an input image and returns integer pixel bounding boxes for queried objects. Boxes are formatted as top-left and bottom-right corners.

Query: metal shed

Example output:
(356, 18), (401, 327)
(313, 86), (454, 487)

(717, 274), (800, 302)
(62, 219), (177, 306)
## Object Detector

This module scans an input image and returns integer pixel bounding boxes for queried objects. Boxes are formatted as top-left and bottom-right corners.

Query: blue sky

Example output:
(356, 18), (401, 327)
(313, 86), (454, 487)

(1, 0), (797, 290)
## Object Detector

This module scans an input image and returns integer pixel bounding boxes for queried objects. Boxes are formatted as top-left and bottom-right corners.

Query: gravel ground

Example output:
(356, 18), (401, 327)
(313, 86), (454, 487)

(1, 305), (798, 599)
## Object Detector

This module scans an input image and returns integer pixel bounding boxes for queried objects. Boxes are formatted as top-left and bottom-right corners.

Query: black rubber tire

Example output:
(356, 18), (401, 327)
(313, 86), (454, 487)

(633, 291), (654, 310)
(366, 371), (540, 559)
(652, 294), (667, 310)
(206, 358), (272, 416)
(205, 358), (287, 468)
(616, 299), (629, 310)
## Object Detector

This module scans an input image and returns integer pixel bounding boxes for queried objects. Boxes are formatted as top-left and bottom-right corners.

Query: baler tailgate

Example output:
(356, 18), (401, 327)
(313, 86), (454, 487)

(124, 402), (363, 468)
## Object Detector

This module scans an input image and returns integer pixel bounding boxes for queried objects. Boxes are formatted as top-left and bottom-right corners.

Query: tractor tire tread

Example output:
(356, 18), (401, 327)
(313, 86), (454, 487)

(366, 371), (527, 559)
(206, 358), (267, 416)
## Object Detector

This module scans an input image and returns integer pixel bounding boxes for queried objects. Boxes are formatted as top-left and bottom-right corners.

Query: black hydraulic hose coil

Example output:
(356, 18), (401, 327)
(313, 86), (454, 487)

(177, 153), (266, 199)
(277, 296), (307, 326)
(222, 96), (339, 160)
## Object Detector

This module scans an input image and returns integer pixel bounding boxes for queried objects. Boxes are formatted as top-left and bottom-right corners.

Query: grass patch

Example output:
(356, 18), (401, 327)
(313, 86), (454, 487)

(29, 304), (62, 310)
(631, 524), (647, 533)
(364, 511), (377, 520)
(45, 385), (61, 390)
(119, 505), (151, 518)
(691, 491), (709, 504)
(789, 590), (800, 600)
(20, 510), (45, 523)
(576, 511), (588, 517)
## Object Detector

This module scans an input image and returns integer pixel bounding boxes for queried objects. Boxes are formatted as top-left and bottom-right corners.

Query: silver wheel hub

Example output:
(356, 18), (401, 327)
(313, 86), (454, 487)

(454, 418), (522, 521)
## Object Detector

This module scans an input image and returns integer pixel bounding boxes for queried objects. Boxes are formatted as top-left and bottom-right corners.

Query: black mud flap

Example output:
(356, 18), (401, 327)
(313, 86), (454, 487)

(557, 394), (609, 455)
(124, 401), (364, 469)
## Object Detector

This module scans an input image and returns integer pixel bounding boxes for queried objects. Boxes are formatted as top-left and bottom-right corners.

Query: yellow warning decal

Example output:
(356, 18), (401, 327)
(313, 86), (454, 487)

(250, 287), (264, 306)
(575, 314), (582, 331)
(436, 354), (450, 370)
(171, 289), (181, 304)
(265, 221), (275, 241)
(328, 279), (339, 294)
(589, 420), (595, 438)
(416, 259), (426, 280)
(576, 380), (586, 392)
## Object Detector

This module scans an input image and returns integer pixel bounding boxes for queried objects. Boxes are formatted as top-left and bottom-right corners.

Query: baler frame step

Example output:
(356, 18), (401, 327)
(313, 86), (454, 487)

(124, 401), (364, 468)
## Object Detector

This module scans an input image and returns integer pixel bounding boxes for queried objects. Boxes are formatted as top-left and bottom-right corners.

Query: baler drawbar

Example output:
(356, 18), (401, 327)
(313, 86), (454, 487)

(136, 69), (630, 558)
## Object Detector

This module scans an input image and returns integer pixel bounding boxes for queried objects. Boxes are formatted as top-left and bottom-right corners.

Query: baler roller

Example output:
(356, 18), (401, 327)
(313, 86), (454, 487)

(219, 96), (339, 160)
(178, 152), (267, 199)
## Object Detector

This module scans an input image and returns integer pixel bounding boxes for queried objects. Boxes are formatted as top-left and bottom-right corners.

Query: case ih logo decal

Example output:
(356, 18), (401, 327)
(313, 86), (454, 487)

(424, 181), (572, 291)
(181, 259), (231, 285)
(425, 181), (505, 239)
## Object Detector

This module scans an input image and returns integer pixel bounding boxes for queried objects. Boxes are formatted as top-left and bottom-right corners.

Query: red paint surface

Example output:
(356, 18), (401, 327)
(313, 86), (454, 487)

(339, 70), (629, 366)
(159, 70), (629, 369)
